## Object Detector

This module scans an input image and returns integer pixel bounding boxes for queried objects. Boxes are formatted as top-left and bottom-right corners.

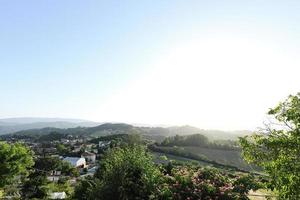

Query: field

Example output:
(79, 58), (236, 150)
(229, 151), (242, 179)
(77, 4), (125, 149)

(183, 146), (254, 170)
(152, 152), (211, 166)
(153, 146), (259, 171)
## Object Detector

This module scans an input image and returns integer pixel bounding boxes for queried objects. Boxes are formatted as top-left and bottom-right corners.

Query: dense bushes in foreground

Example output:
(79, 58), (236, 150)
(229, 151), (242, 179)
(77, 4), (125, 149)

(157, 165), (261, 200)
(74, 145), (262, 200)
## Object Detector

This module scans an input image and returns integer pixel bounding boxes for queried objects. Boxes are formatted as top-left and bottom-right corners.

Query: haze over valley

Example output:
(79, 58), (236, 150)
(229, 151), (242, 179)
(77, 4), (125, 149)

(1, 1), (300, 199)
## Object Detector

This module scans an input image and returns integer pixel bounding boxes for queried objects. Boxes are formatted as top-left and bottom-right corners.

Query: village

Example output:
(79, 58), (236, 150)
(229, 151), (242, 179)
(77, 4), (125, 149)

(3, 134), (112, 199)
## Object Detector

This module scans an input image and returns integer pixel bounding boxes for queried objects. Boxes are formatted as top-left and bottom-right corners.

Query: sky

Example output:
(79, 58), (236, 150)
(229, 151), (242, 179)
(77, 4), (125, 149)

(0, 0), (299, 130)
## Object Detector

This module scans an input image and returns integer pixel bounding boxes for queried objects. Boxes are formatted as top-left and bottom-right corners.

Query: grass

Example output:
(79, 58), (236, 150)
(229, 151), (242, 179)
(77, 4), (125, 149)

(154, 146), (259, 171)
(183, 146), (254, 170)
(152, 152), (211, 166)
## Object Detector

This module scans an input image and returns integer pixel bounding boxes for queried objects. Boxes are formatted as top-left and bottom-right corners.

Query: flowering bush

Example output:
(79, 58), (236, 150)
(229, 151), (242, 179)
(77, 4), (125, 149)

(156, 166), (262, 200)
(73, 146), (262, 200)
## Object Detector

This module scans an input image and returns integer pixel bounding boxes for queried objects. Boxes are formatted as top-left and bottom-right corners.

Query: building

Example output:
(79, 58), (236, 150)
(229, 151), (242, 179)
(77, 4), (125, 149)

(99, 141), (111, 148)
(49, 192), (66, 199)
(47, 176), (60, 182)
(87, 166), (98, 175)
(72, 145), (82, 153)
(47, 170), (62, 182)
(81, 152), (96, 163)
(63, 157), (86, 168)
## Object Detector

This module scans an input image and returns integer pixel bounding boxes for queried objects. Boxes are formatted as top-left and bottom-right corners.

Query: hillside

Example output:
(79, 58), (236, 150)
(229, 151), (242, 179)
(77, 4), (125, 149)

(2, 123), (251, 141)
(0, 117), (100, 135)
(152, 146), (256, 171)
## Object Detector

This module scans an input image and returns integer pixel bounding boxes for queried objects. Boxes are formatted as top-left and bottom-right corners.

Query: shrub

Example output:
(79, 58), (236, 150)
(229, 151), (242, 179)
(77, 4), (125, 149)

(93, 145), (162, 200)
(156, 166), (262, 200)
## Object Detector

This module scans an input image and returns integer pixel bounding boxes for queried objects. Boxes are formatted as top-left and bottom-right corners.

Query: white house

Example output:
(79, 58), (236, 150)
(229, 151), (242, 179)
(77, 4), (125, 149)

(81, 152), (96, 163)
(63, 157), (86, 168)
(50, 192), (66, 199)
(99, 141), (111, 148)
(47, 170), (62, 182)
(47, 176), (60, 182)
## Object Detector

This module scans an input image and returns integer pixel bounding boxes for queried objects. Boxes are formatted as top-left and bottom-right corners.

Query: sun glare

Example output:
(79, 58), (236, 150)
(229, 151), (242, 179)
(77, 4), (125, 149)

(96, 36), (299, 130)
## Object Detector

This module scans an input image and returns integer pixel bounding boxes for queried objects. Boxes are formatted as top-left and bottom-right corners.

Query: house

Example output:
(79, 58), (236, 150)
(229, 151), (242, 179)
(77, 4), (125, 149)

(81, 152), (96, 163)
(49, 192), (66, 199)
(60, 139), (70, 144)
(47, 170), (62, 182)
(47, 176), (60, 182)
(51, 170), (61, 176)
(63, 157), (86, 168)
(99, 141), (111, 148)
(72, 145), (82, 153)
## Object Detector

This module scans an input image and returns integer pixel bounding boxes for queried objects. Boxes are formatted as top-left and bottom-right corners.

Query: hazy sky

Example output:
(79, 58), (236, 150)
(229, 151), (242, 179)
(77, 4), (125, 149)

(1, 1), (299, 130)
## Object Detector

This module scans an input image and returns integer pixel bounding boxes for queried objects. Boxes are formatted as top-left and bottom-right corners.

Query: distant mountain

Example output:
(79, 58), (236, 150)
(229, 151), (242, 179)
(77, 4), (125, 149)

(0, 117), (101, 135)
(0, 117), (93, 124)
(1, 122), (252, 141)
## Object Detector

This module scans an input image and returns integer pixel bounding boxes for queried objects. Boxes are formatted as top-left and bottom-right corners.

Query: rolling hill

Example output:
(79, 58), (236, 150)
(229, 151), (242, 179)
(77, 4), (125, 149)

(1, 122), (251, 142)
(0, 117), (100, 135)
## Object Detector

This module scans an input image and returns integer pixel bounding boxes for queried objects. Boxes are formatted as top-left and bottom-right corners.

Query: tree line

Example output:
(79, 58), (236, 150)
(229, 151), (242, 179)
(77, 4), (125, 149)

(160, 133), (240, 150)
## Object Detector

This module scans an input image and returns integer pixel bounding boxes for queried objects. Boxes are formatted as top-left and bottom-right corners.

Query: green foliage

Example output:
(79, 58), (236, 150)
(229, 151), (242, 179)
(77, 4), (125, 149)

(73, 145), (262, 200)
(149, 145), (251, 172)
(161, 134), (209, 147)
(157, 166), (262, 200)
(74, 145), (162, 200)
(90, 134), (129, 144)
(161, 134), (240, 151)
(56, 144), (69, 155)
(150, 145), (209, 162)
(34, 156), (79, 177)
(0, 189), (4, 198)
(90, 133), (143, 148)
(232, 174), (261, 200)
(0, 142), (34, 188)
(240, 93), (300, 199)
(34, 156), (61, 172)
(38, 131), (66, 141)
(73, 176), (99, 200)
(127, 133), (143, 145)
(22, 156), (78, 199)
(160, 155), (168, 161)
(58, 160), (80, 177)
(93, 145), (162, 200)
(21, 171), (49, 199)
(48, 180), (73, 196)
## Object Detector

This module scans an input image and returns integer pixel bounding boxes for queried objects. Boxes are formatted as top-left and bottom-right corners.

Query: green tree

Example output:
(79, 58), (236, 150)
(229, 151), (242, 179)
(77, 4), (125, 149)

(35, 156), (79, 177)
(184, 134), (209, 146)
(126, 133), (142, 146)
(160, 134), (209, 147)
(92, 145), (162, 200)
(0, 142), (34, 188)
(56, 144), (68, 155)
(64, 164), (80, 177)
(21, 171), (49, 199)
(73, 176), (98, 200)
(48, 178), (73, 197)
(240, 93), (300, 199)
(34, 156), (61, 172)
